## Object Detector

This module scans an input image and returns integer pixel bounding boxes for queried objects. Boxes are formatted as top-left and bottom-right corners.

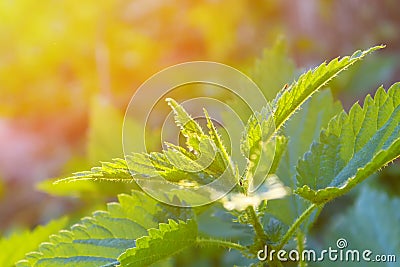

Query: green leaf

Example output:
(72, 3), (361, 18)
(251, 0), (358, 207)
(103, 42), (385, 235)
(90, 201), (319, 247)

(265, 89), (341, 226)
(55, 158), (133, 184)
(316, 187), (400, 267)
(166, 98), (204, 151)
(238, 38), (295, 187)
(249, 38), (296, 100)
(296, 83), (400, 203)
(240, 107), (276, 192)
(279, 90), (342, 184)
(203, 108), (235, 175)
(37, 176), (137, 199)
(240, 107), (274, 159)
(269, 135), (288, 175)
(165, 99), (235, 180)
(118, 220), (198, 267)
(240, 46), (380, 194)
(273, 45), (383, 131)
(59, 99), (237, 193)
(164, 137), (225, 180)
(55, 153), (192, 184)
(16, 191), (161, 267)
(0, 217), (68, 267)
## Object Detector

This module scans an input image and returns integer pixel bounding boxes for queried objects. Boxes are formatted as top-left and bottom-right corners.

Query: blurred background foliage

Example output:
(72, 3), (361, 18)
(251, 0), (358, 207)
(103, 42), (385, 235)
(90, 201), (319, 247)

(0, 0), (399, 260)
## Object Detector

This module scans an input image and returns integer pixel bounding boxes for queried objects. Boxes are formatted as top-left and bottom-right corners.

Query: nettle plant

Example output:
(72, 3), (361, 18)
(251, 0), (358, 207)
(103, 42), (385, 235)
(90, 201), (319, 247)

(12, 45), (400, 266)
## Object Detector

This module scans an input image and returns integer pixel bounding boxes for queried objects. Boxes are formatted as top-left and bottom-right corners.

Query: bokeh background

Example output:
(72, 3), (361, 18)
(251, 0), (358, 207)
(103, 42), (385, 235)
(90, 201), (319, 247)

(0, 0), (399, 238)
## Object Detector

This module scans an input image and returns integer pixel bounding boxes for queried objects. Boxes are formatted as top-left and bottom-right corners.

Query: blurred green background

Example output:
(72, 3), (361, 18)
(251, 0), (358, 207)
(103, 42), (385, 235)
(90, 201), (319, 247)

(0, 0), (399, 246)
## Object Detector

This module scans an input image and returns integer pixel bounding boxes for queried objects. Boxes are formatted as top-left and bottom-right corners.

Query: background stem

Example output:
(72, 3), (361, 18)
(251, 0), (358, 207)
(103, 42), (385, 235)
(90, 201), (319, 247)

(275, 203), (319, 251)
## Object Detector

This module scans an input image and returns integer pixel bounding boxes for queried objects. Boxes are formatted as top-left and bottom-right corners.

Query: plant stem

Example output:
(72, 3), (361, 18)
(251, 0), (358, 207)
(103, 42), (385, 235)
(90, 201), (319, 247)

(196, 237), (247, 252)
(275, 203), (319, 251)
(270, 258), (285, 267)
(246, 206), (267, 243)
(296, 231), (306, 267)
